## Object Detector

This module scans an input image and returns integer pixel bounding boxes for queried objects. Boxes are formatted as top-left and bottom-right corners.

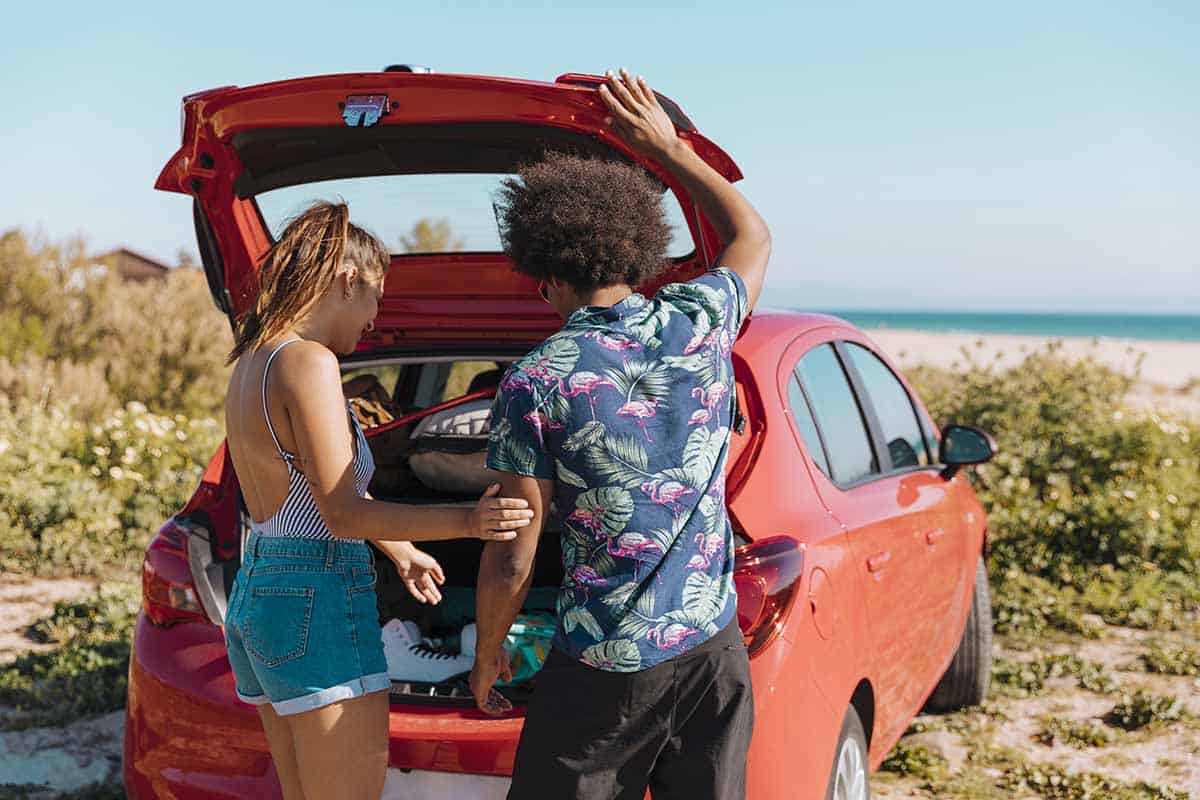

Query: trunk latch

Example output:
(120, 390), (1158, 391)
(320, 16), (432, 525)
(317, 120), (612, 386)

(342, 95), (390, 128)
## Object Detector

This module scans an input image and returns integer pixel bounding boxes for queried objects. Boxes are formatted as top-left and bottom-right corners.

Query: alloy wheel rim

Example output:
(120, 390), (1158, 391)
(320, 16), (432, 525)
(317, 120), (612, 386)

(834, 735), (867, 800)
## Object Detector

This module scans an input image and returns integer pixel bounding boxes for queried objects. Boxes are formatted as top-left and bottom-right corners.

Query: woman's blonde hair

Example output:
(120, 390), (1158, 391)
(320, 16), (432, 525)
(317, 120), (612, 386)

(227, 201), (390, 363)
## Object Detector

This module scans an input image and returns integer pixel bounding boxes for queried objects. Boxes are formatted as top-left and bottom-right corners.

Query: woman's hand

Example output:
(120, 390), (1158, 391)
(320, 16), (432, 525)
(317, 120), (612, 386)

(379, 541), (446, 604)
(470, 483), (534, 541)
(598, 68), (681, 161)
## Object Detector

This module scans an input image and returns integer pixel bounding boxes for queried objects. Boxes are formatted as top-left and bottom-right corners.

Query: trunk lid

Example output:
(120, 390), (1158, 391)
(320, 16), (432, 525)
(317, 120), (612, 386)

(158, 70), (742, 344)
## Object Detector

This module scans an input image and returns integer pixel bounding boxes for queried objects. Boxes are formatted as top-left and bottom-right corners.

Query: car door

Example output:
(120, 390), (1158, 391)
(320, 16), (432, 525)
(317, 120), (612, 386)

(837, 340), (967, 688)
(785, 336), (938, 747)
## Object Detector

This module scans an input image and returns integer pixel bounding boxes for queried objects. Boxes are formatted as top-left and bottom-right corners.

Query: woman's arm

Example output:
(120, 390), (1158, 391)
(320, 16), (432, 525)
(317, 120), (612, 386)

(276, 342), (533, 542)
(599, 69), (771, 310)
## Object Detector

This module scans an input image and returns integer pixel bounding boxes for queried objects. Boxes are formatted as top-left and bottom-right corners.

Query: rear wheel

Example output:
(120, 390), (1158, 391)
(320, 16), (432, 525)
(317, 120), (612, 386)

(824, 705), (869, 800)
(924, 556), (992, 712)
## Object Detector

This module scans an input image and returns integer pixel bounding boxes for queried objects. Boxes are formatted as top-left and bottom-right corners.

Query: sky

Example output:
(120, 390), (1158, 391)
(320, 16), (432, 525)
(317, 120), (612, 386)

(2, 0), (1197, 313)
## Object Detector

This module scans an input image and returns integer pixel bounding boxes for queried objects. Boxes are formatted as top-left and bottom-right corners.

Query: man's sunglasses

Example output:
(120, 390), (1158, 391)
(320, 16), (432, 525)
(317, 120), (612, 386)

(538, 281), (552, 304)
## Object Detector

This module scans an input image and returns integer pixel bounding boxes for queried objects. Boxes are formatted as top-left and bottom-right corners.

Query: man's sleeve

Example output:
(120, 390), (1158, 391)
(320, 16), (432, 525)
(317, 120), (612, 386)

(485, 369), (556, 480)
(686, 267), (750, 334)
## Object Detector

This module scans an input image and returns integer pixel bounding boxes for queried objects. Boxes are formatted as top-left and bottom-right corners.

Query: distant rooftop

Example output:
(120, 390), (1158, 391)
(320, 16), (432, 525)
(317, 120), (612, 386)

(97, 247), (171, 282)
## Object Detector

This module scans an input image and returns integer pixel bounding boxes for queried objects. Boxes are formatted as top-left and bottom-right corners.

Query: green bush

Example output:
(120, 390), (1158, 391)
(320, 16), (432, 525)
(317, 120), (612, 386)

(908, 344), (1200, 630)
(1138, 640), (1200, 676)
(998, 762), (1188, 800)
(1034, 716), (1117, 748)
(1103, 690), (1186, 731)
(0, 229), (232, 422)
(0, 583), (138, 730)
(0, 401), (222, 576)
(989, 568), (1103, 639)
(880, 741), (947, 780)
(991, 652), (1115, 698)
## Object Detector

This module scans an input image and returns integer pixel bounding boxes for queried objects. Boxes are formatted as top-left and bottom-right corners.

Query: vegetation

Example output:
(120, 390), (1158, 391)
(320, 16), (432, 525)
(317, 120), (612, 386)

(399, 217), (466, 254)
(1102, 690), (1187, 731)
(910, 342), (1200, 634)
(991, 653), (1115, 698)
(0, 584), (139, 730)
(0, 230), (232, 423)
(998, 762), (1188, 800)
(879, 740), (947, 780)
(1034, 716), (1117, 748)
(2, 227), (1198, 796)
(0, 400), (222, 576)
(1138, 640), (1200, 676)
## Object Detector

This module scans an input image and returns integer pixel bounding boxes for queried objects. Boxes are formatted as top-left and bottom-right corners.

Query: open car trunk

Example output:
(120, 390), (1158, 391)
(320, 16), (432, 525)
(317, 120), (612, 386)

(196, 351), (757, 709)
(349, 352), (562, 705)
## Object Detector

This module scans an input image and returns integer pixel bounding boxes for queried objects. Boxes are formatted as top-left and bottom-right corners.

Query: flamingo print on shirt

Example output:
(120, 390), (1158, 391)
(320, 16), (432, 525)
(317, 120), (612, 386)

(487, 268), (749, 672)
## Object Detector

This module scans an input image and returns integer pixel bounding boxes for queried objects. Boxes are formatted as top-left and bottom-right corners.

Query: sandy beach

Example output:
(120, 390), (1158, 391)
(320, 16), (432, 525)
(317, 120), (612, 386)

(863, 329), (1200, 419)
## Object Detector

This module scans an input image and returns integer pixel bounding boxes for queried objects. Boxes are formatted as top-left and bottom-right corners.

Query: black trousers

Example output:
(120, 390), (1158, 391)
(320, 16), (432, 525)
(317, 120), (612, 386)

(508, 620), (755, 800)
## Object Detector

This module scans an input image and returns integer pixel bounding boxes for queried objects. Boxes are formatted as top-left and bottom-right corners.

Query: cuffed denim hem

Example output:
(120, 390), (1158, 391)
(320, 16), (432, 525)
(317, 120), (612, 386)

(235, 689), (271, 706)
(271, 671), (392, 716)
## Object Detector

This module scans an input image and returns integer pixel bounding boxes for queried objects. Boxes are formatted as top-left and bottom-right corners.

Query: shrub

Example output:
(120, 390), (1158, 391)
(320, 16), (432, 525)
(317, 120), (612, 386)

(1034, 716), (1117, 748)
(989, 568), (1102, 638)
(991, 653), (1115, 698)
(1102, 690), (1186, 731)
(880, 741), (947, 780)
(0, 401), (222, 576)
(1138, 640), (1200, 676)
(908, 344), (1200, 631)
(0, 229), (232, 422)
(0, 583), (138, 730)
(999, 762), (1188, 800)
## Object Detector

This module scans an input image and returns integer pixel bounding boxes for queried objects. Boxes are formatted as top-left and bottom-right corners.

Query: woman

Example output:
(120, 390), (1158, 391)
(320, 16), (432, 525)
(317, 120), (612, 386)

(222, 201), (533, 800)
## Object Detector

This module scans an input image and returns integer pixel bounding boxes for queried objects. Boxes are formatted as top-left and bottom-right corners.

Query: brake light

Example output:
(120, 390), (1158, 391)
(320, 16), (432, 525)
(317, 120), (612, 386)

(142, 519), (207, 626)
(733, 536), (805, 657)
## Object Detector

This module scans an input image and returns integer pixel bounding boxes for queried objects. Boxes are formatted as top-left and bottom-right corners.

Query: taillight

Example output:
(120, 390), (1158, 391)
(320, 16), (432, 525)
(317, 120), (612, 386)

(734, 536), (805, 657)
(142, 519), (208, 626)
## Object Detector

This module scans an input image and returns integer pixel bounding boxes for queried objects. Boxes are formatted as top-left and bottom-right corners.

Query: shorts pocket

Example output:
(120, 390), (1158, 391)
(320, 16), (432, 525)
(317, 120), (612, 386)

(244, 586), (315, 667)
(348, 566), (377, 594)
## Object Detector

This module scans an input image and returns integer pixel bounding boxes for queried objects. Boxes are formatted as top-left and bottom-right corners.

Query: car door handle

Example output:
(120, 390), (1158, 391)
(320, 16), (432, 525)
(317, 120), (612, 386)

(866, 551), (891, 572)
(925, 528), (945, 545)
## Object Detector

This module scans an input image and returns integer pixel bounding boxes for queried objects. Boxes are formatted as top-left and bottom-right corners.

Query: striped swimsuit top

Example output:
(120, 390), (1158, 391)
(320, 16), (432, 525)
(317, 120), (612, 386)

(250, 338), (375, 541)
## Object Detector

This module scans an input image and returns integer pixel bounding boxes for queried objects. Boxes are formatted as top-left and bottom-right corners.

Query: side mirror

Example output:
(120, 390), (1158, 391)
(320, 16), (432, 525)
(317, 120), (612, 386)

(938, 424), (996, 478)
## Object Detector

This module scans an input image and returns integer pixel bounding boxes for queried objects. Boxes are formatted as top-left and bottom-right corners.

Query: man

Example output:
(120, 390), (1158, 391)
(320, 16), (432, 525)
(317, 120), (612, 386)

(470, 68), (771, 800)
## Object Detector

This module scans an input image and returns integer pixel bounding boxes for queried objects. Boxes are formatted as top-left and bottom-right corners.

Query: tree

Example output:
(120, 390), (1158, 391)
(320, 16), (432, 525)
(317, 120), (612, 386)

(399, 218), (466, 254)
(175, 248), (200, 270)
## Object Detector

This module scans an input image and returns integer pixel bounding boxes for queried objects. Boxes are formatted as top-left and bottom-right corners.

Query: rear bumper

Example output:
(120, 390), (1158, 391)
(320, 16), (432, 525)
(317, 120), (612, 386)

(123, 614), (279, 799)
(124, 611), (804, 798)
(123, 612), (526, 798)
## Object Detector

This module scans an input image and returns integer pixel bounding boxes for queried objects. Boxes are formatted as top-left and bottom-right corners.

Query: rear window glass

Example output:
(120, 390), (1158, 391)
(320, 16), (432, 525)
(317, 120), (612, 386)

(787, 374), (831, 477)
(255, 174), (696, 258)
(796, 344), (879, 485)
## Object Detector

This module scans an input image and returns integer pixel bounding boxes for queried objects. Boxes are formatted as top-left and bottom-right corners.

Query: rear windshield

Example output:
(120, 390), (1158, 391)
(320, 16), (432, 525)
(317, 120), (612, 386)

(254, 174), (696, 258)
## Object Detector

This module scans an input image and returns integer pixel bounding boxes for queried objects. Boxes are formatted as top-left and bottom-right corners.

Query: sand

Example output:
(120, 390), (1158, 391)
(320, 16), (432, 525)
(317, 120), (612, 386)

(862, 329), (1200, 419)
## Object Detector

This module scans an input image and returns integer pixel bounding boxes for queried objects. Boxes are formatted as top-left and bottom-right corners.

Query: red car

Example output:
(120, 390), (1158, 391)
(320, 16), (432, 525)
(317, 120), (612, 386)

(127, 67), (996, 800)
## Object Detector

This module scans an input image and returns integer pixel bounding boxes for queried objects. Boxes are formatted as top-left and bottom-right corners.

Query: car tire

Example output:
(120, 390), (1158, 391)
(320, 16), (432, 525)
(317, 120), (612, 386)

(824, 705), (870, 800)
(923, 555), (992, 712)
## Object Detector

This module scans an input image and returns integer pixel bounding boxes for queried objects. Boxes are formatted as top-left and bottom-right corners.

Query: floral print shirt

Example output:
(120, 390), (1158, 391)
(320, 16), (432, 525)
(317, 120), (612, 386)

(486, 268), (748, 672)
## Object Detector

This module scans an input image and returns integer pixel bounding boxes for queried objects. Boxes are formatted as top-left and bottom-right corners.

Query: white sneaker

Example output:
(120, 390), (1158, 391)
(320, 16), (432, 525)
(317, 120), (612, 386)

(381, 619), (473, 683)
(460, 623), (477, 658)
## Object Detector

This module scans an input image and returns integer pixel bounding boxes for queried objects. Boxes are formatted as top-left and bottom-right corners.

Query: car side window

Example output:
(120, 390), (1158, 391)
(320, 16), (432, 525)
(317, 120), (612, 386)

(795, 345), (879, 485)
(787, 375), (832, 477)
(844, 343), (931, 469)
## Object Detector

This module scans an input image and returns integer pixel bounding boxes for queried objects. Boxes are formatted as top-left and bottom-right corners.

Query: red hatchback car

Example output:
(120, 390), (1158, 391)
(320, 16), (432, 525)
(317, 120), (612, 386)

(126, 68), (996, 800)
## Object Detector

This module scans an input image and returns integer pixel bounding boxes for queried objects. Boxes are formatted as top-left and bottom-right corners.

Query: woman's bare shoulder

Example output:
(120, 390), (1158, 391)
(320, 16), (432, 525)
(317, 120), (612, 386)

(271, 340), (339, 386)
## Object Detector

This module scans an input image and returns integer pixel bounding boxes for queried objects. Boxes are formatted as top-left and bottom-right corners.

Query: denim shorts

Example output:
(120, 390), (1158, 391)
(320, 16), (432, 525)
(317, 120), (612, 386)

(224, 531), (390, 716)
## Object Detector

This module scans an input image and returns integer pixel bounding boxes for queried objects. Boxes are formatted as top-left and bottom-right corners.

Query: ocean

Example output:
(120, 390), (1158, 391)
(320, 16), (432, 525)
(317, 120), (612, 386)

(809, 311), (1200, 343)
